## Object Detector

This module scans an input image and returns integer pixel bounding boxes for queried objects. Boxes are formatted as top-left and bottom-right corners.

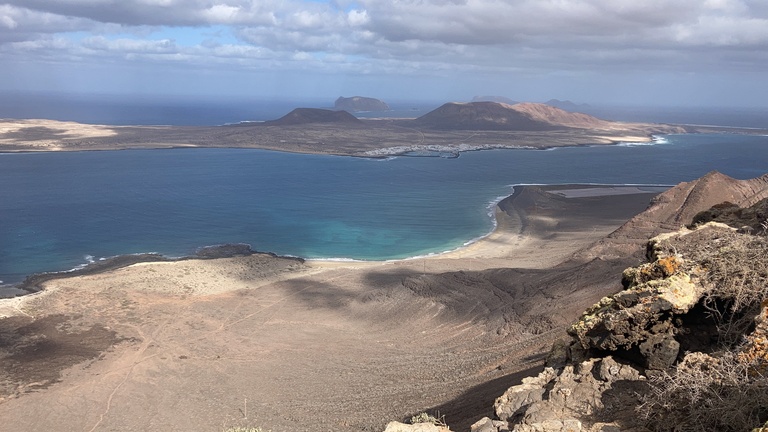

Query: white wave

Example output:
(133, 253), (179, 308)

(220, 120), (264, 126)
(363, 156), (398, 162)
(616, 141), (657, 147)
(616, 135), (671, 147)
(307, 257), (367, 262)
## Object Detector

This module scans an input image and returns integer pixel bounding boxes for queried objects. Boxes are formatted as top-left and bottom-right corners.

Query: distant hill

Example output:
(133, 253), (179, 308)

(545, 99), (591, 112)
(412, 101), (611, 130)
(263, 108), (363, 126)
(471, 95), (519, 104)
(334, 96), (389, 112)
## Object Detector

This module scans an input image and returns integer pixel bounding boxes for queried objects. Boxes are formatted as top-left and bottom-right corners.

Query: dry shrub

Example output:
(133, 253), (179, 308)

(410, 412), (447, 427)
(639, 352), (768, 431)
(697, 234), (768, 343)
(638, 231), (768, 431)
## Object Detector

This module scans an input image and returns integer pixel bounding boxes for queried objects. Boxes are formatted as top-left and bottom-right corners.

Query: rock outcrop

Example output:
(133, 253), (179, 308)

(334, 96), (389, 112)
(477, 217), (768, 432)
(690, 197), (768, 234)
(492, 356), (644, 432)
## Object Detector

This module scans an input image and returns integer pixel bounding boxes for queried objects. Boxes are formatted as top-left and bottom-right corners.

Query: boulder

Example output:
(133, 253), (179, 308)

(494, 357), (643, 432)
(384, 421), (450, 432)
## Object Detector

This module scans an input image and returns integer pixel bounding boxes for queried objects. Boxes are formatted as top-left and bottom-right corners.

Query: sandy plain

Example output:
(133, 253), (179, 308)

(0, 185), (663, 432)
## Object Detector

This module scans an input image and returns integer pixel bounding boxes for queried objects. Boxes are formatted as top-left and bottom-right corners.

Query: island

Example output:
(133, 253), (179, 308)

(334, 96), (390, 112)
(0, 101), (696, 156)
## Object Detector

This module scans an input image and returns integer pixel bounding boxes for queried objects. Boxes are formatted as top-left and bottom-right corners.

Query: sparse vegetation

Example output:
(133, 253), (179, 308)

(698, 233), (768, 342)
(639, 351), (768, 432)
(638, 229), (768, 431)
(410, 412), (447, 426)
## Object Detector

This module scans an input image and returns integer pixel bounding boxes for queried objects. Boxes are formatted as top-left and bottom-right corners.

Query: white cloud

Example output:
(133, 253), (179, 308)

(204, 4), (241, 23)
(82, 35), (177, 53)
(347, 9), (368, 26)
(1, 0), (767, 102)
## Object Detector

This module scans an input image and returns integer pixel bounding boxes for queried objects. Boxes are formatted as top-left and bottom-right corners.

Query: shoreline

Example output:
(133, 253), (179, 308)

(0, 180), (668, 431)
(2, 128), (766, 160)
(0, 116), (698, 155)
(0, 183), (670, 299)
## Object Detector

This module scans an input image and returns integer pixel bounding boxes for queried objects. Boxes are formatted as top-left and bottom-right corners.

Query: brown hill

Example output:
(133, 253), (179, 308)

(512, 102), (610, 129)
(585, 171), (768, 260)
(412, 101), (612, 130)
(263, 108), (363, 126)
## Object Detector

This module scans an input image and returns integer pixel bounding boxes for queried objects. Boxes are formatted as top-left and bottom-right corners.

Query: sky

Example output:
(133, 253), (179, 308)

(1, 0), (767, 106)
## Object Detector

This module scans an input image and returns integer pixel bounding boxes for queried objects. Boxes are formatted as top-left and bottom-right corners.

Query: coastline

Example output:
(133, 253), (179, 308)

(0, 116), (695, 156)
(0, 182), (666, 432)
(0, 183), (668, 302)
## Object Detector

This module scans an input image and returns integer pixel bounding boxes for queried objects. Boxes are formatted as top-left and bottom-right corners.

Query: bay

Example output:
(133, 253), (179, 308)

(1, 133), (767, 285)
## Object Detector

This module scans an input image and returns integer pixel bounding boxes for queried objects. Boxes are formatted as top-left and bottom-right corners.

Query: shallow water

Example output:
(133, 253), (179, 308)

(1, 133), (767, 284)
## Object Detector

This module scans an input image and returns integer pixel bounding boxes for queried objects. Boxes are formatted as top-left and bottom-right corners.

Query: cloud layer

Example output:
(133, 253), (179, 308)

(2, 0), (767, 103)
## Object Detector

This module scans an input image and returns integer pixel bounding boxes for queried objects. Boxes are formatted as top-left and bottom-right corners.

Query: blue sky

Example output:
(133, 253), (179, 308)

(1, 0), (767, 106)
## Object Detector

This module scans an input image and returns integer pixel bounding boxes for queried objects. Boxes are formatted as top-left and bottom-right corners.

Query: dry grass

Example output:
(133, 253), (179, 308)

(639, 352), (768, 432)
(410, 412), (447, 427)
(698, 234), (768, 343)
(639, 230), (768, 431)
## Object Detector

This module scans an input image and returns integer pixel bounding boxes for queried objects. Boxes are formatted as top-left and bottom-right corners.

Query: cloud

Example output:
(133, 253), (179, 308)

(1, 0), (767, 102)
(4, 0), (286, 26)
(82, 35), (177, 53)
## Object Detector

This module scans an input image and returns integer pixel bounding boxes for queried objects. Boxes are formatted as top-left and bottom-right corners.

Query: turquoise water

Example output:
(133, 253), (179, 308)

(1, 133), (767, 285)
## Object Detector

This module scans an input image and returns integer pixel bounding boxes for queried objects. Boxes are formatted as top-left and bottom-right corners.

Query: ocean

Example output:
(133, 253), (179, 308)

(1, 93), (767, 290)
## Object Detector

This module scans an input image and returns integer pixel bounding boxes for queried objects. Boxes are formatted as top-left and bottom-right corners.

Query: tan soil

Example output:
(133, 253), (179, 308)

(0, 186), (660, 432)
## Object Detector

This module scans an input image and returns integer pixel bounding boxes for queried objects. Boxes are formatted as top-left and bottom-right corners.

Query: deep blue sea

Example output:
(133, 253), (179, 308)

(1, 133), (768, 288)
